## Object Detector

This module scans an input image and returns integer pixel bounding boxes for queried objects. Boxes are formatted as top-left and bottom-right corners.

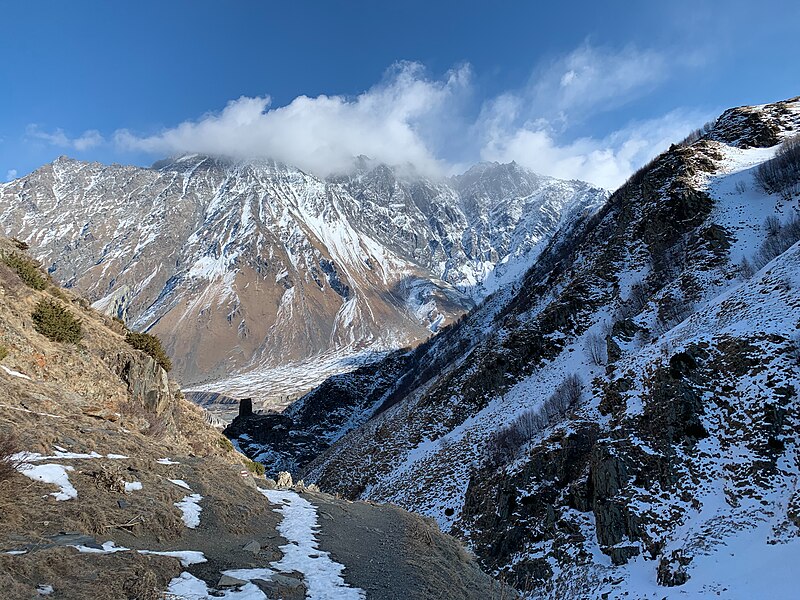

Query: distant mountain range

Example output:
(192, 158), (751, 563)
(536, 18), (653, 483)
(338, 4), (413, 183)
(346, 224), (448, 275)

(0, 156), (605, 406)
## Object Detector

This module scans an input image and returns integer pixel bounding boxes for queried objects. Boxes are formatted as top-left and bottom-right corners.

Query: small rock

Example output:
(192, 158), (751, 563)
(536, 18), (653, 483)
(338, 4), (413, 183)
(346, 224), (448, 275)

(242, 540), (260, 555)
(117, 499), (130, 509)
(254, 573), (307, 600)
(217, 575), (248, 588)
(276, 471), (293, 488)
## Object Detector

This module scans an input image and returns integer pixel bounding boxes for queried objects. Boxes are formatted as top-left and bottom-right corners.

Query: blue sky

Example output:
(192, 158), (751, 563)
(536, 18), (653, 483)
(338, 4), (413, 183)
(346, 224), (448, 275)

(2, 0), (798, 189)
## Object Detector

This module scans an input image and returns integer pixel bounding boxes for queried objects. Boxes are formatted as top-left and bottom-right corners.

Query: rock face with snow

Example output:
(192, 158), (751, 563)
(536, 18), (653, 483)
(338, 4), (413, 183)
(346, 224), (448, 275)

(0, 158), (605, 402)
(234, 97), (800, 597)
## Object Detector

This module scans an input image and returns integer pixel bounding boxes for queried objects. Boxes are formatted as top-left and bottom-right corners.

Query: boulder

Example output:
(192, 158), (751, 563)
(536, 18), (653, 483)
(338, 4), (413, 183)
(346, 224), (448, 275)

(276, 472), (293, 488)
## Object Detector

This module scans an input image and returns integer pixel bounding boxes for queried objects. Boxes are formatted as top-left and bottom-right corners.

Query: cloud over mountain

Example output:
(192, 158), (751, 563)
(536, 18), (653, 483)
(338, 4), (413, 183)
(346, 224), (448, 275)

(32, 44), (710, 189)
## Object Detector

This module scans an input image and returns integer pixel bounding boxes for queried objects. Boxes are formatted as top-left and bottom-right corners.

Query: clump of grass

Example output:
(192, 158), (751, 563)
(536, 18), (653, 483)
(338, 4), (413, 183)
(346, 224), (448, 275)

(0, 344), (7, 361)
(2, 252), (48, 290)
(125, 331), (172, 372)
(217, 436), (234, 452)
(245, 459), (265, 477)
(32, 299), (83, 344)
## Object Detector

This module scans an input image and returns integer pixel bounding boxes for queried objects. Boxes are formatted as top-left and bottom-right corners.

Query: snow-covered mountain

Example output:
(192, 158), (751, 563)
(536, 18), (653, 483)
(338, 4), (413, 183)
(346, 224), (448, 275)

(227, 97), (800, 597)
(0, 157), (605, 405)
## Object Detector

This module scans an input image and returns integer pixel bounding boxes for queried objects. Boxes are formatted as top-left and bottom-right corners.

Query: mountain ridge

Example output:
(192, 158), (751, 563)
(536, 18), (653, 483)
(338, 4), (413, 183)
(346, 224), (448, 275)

(0, 155), (606, 410)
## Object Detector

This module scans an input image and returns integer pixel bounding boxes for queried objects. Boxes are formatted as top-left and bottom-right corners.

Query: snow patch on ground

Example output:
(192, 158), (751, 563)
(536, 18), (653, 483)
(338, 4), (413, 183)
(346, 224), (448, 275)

(0, 365), (31, 380)
(124, 481), (142, 492)
(174, 494), (203, 528)
(260, 488), (366, 600)
(70, 542), (207, 567)
(15, 461), (77, 501)
(169, 479), (192, 490)
(166, 571), (269, 600)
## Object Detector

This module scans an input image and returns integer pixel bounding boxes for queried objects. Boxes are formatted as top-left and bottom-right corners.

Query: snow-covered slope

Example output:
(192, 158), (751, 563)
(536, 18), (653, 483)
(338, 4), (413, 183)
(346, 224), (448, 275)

(0, 158), (605, 404)
(235, 97), (800, 597)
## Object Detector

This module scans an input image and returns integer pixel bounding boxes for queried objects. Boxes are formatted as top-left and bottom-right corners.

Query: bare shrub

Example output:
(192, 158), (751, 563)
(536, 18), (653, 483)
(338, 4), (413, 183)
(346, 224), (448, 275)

(676, 121), (715, 147)
(584, 332), (607, 366)
(764, 215), (782, 237)
(547, 374), (582, 414)
(0, 433), (21, 484)
(654, 296), (695, 335)
(739, 257), (756, 279)
(753, 213), (800, 270)
(790, 333), (800, 365)
(485, 374), (583, 467)
(734, 180), (747, 194)
(754, 136), (800, 200)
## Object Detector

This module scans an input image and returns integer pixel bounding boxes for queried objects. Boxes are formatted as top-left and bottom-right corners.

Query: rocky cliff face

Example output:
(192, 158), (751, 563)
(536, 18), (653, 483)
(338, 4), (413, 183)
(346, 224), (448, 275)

(228, 97), (800, 597)
(0, 158), (605, 405)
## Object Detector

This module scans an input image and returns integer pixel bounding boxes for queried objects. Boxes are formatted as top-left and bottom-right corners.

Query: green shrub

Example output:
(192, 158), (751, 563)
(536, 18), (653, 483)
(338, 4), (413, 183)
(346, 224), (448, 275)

(245, 459), (265, 477)
(3, 253), (48, 290)
(217, 436), (234, 452)
(0, 345), (7, 361)
(125, 331), (172, 372)
(49, 286), (69, 301)
(32, 299), (83, 344)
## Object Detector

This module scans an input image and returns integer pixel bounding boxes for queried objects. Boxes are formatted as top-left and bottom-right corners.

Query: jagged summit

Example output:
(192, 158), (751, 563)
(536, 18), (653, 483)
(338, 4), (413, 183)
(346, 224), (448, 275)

(0, 154), (606, 409)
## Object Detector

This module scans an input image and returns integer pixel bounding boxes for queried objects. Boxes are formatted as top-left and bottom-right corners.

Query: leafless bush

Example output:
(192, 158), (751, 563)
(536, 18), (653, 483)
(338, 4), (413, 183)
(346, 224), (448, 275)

(0, 433), (21, 484)
(764, 215), (782, 237)
(654, 297), (695, 335)
(734, 180), (747, 194)
(485, 375), (583, 467)
(738, 257), (756, 279)
(547, 374), (582, 414)
(619, 279), (650, 318)
(754, 136), (800, 200)
(584, 332), (607, 366)
(676, 120), (715, 147)
(790, 333), (800, 365)
(753, 212), (800, 270)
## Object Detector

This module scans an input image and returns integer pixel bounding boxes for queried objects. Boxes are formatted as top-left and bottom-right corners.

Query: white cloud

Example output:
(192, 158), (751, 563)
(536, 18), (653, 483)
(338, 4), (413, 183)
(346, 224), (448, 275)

(116, 62), (471, 178)
(55, 43), (706, 190)
(26, 125), (104, 151)
(5, 169), (17, 182)
(474, 44), (710, 188)
(480, 109), (713, 190)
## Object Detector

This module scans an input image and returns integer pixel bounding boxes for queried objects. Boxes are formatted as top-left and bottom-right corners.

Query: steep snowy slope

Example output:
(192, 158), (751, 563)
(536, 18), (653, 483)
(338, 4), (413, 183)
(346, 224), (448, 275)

(0, 158), (605, 405)
(235, 97), (800, 597)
